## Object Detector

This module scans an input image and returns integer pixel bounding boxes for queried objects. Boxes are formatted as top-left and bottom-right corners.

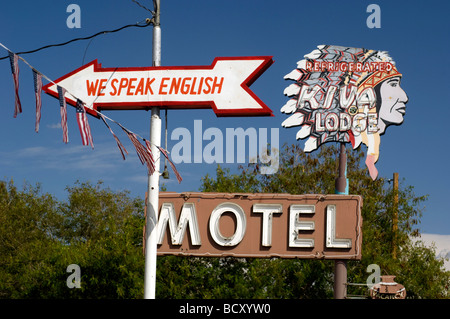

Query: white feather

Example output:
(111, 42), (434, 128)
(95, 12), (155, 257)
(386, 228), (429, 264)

(303, 137), (318, 153)
(280, 99), (297, 114)
(284, 69), (301, 81)
(296, 59), (307, 70)
(282, 113), (304, 128)
(296, 125), (311, 140)
(283, 83), (300, 97)
(304, 49), (321, 59)
(351, 133), (362, 149)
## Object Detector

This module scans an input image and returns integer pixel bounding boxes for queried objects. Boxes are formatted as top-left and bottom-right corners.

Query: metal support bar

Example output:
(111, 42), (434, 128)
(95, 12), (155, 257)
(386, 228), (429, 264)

(334, 260), (348, 299)
(335, 143), (348, 195)
(144, 0), (161, 300)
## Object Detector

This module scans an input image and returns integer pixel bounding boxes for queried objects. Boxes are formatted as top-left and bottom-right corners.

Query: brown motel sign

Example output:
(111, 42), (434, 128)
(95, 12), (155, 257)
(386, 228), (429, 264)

(155, 192), (363, 260)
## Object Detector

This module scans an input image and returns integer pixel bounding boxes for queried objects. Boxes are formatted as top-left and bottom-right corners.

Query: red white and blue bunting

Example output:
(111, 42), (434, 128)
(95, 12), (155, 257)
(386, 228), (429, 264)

(0, 42), (182, 183)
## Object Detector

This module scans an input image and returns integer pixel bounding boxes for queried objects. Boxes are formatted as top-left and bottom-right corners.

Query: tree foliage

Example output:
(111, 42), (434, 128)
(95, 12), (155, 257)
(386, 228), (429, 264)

(0, 143), (448, 298)
(0, 180), (144, 298)
(158, 143), (449, 299)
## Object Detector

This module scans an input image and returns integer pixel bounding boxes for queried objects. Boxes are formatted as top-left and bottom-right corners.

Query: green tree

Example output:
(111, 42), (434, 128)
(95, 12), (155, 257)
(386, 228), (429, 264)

(1, 144), (448, 299)
(51, 181), (145, 298)
(0, 180), (145, 298)
(0, 180), (60, 298)
(157, 143), (449, 299)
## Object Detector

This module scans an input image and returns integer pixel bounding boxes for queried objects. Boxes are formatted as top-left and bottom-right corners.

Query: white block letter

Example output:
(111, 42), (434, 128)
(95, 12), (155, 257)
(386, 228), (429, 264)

(289, 205), (315, 248)
(157, 202), (201, 246)
(326, 205), (352, 248)
(253, 204), (282, 246)
(209, 203), (246, 246)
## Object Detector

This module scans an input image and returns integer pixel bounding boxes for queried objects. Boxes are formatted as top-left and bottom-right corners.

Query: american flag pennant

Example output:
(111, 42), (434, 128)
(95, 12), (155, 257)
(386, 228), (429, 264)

(99, 113), (128, 160)
(144, 139), (155, 167)
(75, 99), (94, 149)
(119, 125), (155, 175)
(57, 86), (69, 143)
(8, 51), (22, 118)
(143, 139), (157, 176)
(157, 145), (182, 183)
(33, 70), (43, 133)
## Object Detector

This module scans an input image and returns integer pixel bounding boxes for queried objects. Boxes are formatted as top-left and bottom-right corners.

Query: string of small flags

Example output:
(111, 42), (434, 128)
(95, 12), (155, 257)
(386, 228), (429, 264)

(0, 42), (182, 183)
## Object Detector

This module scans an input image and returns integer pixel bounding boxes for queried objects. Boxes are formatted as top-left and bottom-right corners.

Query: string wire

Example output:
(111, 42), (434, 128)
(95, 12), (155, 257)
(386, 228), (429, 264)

(0, 19), (153, 61)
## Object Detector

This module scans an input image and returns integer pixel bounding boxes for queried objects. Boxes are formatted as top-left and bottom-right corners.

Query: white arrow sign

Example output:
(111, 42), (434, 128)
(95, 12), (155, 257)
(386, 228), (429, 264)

(43, 56), (274, 117)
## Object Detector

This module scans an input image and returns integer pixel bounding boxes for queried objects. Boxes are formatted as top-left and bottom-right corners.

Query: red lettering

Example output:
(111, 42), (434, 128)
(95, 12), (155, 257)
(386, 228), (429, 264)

(386, 62), (393, 72)
(110, 79), (118, 96)
(169, 78), (181, 94)
(118, 78), (129, 95)
(327, 62), (334, 71)
(349, 63), (355, 72)
(145, 78), (155, 95)
(181, 78), (191, 94)
(203, 77), (212, 94)
(362, 63), (372, 72)
(313, 62), (321, 72)
(159, 77), (169, 95)
(127, 78), (137, 95)
(135, 78), (144, 95)
(189, 77), (197, 95)
(197, 77), (204, 95)
(98, 79), (107, 96)
(211, 77), (224, 94)
(356, 63), (362, 72)
(86, 79), (99, 96)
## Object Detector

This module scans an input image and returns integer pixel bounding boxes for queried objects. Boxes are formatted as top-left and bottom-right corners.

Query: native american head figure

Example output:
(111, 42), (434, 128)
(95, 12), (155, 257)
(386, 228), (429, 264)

(281, 45), (408, 180)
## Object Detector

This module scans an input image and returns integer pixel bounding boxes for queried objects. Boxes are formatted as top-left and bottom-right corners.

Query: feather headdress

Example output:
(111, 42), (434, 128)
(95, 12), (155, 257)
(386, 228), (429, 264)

(282, 44), (403, 179)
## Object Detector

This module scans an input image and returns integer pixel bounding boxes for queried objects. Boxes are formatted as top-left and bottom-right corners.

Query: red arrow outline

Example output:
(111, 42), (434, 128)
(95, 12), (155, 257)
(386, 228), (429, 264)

(42, 56), (274, 117)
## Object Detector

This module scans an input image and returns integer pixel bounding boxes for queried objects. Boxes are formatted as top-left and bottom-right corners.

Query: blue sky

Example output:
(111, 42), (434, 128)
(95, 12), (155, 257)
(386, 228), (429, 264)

(0, 0), (449, 236)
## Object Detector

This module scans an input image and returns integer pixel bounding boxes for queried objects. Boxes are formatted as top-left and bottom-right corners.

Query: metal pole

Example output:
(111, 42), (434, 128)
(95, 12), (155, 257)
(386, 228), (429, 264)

(335, 143), (348, 195)
(334, 143), (348, 299)
(334, 260), (347, 299)
(144, 0), (161, 299)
